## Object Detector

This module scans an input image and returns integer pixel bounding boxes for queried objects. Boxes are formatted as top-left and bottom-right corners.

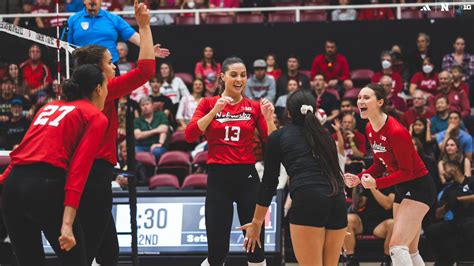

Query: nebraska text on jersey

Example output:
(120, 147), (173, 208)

(215, 112), (252, 123)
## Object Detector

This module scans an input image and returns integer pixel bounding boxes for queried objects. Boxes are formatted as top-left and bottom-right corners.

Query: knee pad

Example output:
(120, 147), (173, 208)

(390, 246), (413, 266)
(410, 251), (425, 266)
(248, 259), (266, 266)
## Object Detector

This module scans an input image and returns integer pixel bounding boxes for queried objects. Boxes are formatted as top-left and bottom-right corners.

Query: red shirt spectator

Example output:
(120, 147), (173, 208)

(358, 8), (395, 20)
(32, 0), (53, 27)
(429, 87), (471, 119)
(209, 0), (239, 8)
(401, 90), (434, 127)
(372, 71), (403, 94)
(20, 45), (52, 95)
(410, 72), (438, 95)
(310, 40), (350, 85)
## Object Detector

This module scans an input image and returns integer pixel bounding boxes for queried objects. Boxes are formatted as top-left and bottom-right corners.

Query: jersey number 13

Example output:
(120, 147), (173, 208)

(224, 126), (241, 142)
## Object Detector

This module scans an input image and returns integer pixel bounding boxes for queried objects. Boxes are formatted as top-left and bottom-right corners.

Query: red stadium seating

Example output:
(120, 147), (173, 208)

(300, 70), (311, 79)
(149, 174), (180, 190)
(181, 173), (208, 190)
(268, 13), (296, 23)
(205, 15), (235, 25)
(401, 9), (423, 19)
(427, 11), (456, 19)
(175, 72), (194, 87)
(273, 1), (301, 6)
(301, 10), (327, 22)
(236, 13), (265, 24)
(169, 131), (191, 151)
(192, 151), (208, 166)
(304, 0), (330, 5)
(135, 152), (157, 167)
(156, 151), (191, 184)
(343, 88), (361, 99)
(350, 69), (374, 87)
(326, 88), (340, 100)
(175, 16), (195, 25)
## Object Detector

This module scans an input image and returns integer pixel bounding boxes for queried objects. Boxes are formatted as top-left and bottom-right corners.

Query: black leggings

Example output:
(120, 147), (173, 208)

(206, 164), (265, 265)
(2, 164), (87, 266)
(78, 159), (119, 265)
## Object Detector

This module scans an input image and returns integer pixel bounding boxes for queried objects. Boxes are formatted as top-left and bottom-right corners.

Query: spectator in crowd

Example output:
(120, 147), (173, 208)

(451, 65), (470, 97)
(145, 0), (175, 25)
(149, 77), (174, 117)
(442, 36), (474, 84)
(412, 137), (439, 191)
(20, 44), (52, 98)
(407, 33), (435, 78)
(31, 0), (53, 28)
(1, 98), (31, 150)
(357, 0), (395, 20)
(372, 50), (404, 94)
(275, 79), (299, 122)
(409, 57), (438, 96)
(180, 0), (208, 19)
(116, 42), (136, 74)
(134, 96), (169, 162)
(344, 186), (395, 266)
(0, 77), (31, 123)
(436, 111), (472, 161)
(265, 54), (281, 81)
(245, 59), (276, 103)
(390, 49), (410, 83)
(194, 46), (221, 97)
(438, 137), (472, 185)
(401, 90), (434, 127)
(276, 55), (310, 99)
(331, 113), (366, 159)
(332, 0), (357, 21)
(117, 95), (140, 141)
(429, 71), (471, 119)
(157, 62), (190, 115)
(310, 40), (351, 95)
(13, 0), (41, 29)
(208, 0), (239, 15)
(0, 0), (22, 14)
(101, 0), (124, 11)
(176, 78), (205, 131)
(409, 117), (435, 159)
(425, 160), (474, 266)
(242, 0), (271, 8)
(338, 98), (366, 134)
(311, 74), (340, 123)
(380, 75), (407, 120)
(430, 96), (466, 136)
(6, 63), (30, 96)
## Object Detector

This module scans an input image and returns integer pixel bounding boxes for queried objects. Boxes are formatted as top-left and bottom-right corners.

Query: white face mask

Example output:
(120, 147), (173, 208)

(422, 65), (433, 74)
(382, 60), (391, 70)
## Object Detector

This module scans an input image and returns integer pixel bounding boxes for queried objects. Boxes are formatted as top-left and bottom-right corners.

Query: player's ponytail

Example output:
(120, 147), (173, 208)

(62, 64), (105, 101)
(286, 90), (343, 195)
(216, 56), (245, 96)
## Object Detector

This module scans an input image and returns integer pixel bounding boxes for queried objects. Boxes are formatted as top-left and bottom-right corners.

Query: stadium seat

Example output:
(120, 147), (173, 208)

(181, 173), (208, 190)
(149, 174), (180, 190)
(350, 69), (374, 87)
(205, 15), (234, 25)
(0, 156), (11, 167)
(236, 13), (265, 24)
(156, 151), (191, 184)
(135, 152), (157, 167)
(300, 70), (311, 79)
(175, 16), (195, 25)
(427, 11), (456, 19)
(192, 151), (208, 166)
(401, 9), (423, 19)
(175, 72), (194, 87)
(169, 131), (190, 151)
(273, 1), (301, 7)
(343, 88), (361, 99)
(326, 88), (340, 100)
(301, 10), (327, 22)
(304, 0), (330, 5)
(268, 13), (296, 23)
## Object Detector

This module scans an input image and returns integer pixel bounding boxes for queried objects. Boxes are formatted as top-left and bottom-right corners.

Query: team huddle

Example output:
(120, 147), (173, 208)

(0, 1), (438, 266)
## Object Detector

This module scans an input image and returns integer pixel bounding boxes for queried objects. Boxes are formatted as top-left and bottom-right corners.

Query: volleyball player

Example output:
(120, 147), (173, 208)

(70, 1), (158, 264)
(0, 64), (108, 265)
(344, 83), (436, 266)
(185, 57), (276, 266)
(240, 90), (347, 266)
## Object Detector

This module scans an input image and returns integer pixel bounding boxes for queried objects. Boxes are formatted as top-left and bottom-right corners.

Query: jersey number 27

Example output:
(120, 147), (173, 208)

(33, 105), (76, 127)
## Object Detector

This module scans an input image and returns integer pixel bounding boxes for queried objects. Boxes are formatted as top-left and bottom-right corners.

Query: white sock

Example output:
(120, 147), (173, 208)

(201, 258), (210, 266)
(410, 251), (425, 266)
(390, 246), (413, 266)
(248, 259), (266, 266)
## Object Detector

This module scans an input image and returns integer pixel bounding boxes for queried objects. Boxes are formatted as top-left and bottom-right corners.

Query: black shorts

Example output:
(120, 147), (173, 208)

(290, 186), (347, 230)
(394, 174), (436, 207)
(358, 213), (389, 235)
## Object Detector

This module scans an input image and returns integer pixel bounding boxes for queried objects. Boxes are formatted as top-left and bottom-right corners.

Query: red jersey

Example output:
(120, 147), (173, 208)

(360, 116), (428, 189)
(0, 99), (108, 209)
(96, 59), (155, 165)
(410, 72), (438, 95)
(20, 60), (52, 90)
(310, 54), (350, 81)
(185, 96), (268, 165)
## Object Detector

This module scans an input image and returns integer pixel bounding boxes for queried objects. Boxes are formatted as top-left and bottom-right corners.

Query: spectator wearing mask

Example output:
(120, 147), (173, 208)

(157, 62), (190, 115)
(331, 0), (356, 21)
(20, 44), (52, 98)
(425, 160), (474, 266)
(276, 55), (310, 99)
(400, 90), (434, 128)
(311, 74), (340, 123)
(436, 111), (472, 161)
(116, 42), (136, 74)
(429, 71), (471, 119)
(265, 54), (281, 81)
(372, 50), (404, 94)
(1, 98), (31, 150)
(380, 75), (406, 120)
(438, 137), (472, 186)
(195, 46), (221, 97)
(176, 79), (205, 131)
(409, 57), (438, 96)
(407, 33), (435, 78)
(245, 59), (276, 103)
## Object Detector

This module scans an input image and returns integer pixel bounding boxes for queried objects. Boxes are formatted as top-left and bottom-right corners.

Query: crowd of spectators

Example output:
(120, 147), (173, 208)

(0, 5), (473, 262)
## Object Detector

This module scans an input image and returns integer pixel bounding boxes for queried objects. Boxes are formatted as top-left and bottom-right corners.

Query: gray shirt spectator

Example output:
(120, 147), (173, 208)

(331, 0), (356, 21)
(245, 59), (276, 103)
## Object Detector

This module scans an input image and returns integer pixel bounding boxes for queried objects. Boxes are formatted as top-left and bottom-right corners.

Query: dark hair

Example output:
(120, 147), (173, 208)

(215, 56), (245, 96)
(448, 110), (462, 119)
(192, 78), (206, 97)
(411, 118), (428, 144)
(201, 46), (218, 69)
(287, 54), (299, 63)
(2, 76), (15, 84)
(62, 64), (104, 101)
(451, 65), (463, 73)
(266, 53), (278, 69)
(435, 95), (449, 105)
(286, 89), (343, 195)
(365, 83), (387, 109)
(412, 137), (424, 157)
(444, 159), (462, 172)
(73, 45), (107, 66)
(157, 62), (176, 84)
